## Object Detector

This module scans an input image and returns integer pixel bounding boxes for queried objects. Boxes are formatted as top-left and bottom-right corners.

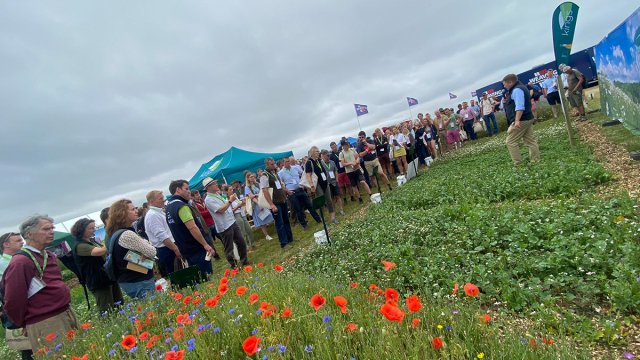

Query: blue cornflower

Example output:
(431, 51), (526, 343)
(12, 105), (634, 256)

(129, 346), (138, 353)
(256, 309), (263, 315)
(197, 325), (205, 333)
(213, 327), (220, 333)
(165, 338), (172, 344)
(54, 343), (62, 351)
(118, 309), (126, 315)
(229, 308), (236, 314)
(101, 311), (108, 317)
(304, 345), (313, 353)
(326, 325), (333, 331)
(108, 349), (116, 356)
(446, 325), (452, 332)
(278, 344), (286, 353)
(191, 309), (199, 315)
(171, 345), (178, 352)
(187, 338), (196, 352)
(262, 355), (268, 360)
(106, 332), (112, 338)
(323, 315), (332, 323)
(267, 346), (274, 352)
(205, 323), (212, 330)
(251, 328), (259, 335)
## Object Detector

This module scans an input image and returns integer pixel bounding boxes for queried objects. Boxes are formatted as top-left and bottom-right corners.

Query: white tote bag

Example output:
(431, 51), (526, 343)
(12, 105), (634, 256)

(257, 188), (273, 209)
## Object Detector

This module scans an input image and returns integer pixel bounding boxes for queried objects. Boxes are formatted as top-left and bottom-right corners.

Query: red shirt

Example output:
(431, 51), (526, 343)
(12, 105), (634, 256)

(2, 249), (71, 327)
(195, 201), (215, 227)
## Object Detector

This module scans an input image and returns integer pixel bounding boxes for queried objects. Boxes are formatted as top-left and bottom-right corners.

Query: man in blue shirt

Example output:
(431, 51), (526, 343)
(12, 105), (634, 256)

(541, 68), (560, 118)
(502, 73), (540, 166)
(278, 157), (321, 229)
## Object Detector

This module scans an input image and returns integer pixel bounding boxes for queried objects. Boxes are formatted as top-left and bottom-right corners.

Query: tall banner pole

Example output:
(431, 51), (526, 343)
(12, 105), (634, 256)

(552, 2), (579, 147)
(356, 116), (362, 131)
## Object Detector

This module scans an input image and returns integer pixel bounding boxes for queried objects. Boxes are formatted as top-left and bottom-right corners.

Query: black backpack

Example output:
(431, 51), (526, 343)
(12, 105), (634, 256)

(103, 229), (127, 282)
(135, 215), (148, 240)
(531, 84), (542, 101)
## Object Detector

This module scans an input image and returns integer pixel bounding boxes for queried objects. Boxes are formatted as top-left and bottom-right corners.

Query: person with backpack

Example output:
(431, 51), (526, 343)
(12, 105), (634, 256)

(70, 218), (123, 313)
(527, 81), (543, 121)
(480, 93), (499, 136)
(105, 199), (157, 299)
(2, 215), (78, 353)
(0, 232), (33, 360)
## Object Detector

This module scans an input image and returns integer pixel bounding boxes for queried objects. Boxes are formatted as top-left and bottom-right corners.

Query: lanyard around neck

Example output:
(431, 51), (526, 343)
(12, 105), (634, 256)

(22, 248), (48, 279)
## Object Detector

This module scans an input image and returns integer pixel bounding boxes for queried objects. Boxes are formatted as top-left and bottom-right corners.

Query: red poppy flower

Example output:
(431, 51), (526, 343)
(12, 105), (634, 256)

(542, 338), (555, 345)
(310, 294), (326, 311)
(242, 335), (261, 356)
(345, 322), (357, 332)
(45, 333), (57, 342)
(350, 282), (358, 288)
(173, 327), (184, 341)
(385, 288), (399, 302)
(377, 289), (384, 296)
(274, 264), (284, 272)
(463, 283), (479, 297)
(146, 335), (160, 349)
(218, 284), (229, 295)
(257, 263), (264, 267)
(66, 330), (76, 341)
(259, 301), (270, 311)
(223, 269), (231, 277)
(220, 277), (229, 285)
(192, 297), (201, 305)
(166, 308), (176, 316)
(182, 296), (192, 304)
(333, 296), (348, 307)
(204, 298), (218, 308)
(230, 268), (239, 276)
(411, 318), (420, 328)
(481, 314), (491, 323)
(529, 338), (536, 348)
(432, 336), (443, 349)
(248, 293), (259, 304)
(382, 260), (396, 271)
(406, 294), (422, 313)
(120, 335), (137, 350)
(281, 307), (292, 318)
(379, 303), (405, 323)
(368, 283), (378, 291)
(165, 349), (185, 360)
(155, 284), (163, 291)
(236, 286), (248, 296)
(71, 355), (88, 360)
(242, 265), (252, 273)
(452, 283), (459, 296)
(173, 293), (183, 301)
(139, 331), (149, 340)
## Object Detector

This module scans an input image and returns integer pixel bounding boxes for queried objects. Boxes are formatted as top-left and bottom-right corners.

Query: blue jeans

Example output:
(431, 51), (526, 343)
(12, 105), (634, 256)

(119, 279), (155, 299)
(483, 113), (499, 135)
(463, 120), (477, 140)
(289, 190), (320, 226)
(272, 202), (294, 247)
(156, 246), (176, 277)
(185, 250), (212, 275)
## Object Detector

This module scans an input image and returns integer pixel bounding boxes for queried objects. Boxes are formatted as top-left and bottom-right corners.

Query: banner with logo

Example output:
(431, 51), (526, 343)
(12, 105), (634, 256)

(552, 2), (580, 69)
(594, 6), (640, 135)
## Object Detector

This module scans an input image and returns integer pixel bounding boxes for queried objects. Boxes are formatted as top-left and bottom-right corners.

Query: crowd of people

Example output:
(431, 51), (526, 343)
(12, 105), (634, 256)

(0, 65), (587, 358)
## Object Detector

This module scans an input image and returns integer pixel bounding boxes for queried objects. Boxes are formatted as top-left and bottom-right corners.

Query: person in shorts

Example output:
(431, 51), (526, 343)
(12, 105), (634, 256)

(542, 68), (560, 118)
(356, 131), (393, 192)
(560, 64), (586, 121)
(444, 108), (462, 149)
(338, 140), (370, 204)
(330, 141), (352, 202)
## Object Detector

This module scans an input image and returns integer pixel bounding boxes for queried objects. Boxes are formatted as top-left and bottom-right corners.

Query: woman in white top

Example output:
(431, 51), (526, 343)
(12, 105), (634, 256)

(392, 126), (408, 175)
(243, 171), (273, 241)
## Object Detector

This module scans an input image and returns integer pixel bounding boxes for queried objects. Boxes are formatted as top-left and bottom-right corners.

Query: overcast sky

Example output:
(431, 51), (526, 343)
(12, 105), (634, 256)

(1, 1), (638, 233)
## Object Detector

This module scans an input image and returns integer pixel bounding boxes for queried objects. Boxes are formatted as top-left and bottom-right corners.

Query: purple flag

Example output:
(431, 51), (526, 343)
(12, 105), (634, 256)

(354, 104), (368, 116)
(407, 97), (418, 107)
(448, 92), (457, 99)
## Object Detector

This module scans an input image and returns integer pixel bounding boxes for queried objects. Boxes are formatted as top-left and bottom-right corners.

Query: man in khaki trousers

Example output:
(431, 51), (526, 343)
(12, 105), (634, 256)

(502, 74), (540, 165)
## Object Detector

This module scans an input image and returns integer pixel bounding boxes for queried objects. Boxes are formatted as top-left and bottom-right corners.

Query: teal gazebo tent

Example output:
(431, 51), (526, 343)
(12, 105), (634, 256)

(50, 231), (76, 249)
(189, 147), (294, 191)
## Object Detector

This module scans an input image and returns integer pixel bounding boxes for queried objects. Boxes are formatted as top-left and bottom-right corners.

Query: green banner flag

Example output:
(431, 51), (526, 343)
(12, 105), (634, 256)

(552, 2), (580, 69)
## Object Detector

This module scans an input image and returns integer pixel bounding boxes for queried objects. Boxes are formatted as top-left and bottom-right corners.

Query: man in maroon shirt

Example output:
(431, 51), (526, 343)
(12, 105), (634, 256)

(2, 215), (78, 352)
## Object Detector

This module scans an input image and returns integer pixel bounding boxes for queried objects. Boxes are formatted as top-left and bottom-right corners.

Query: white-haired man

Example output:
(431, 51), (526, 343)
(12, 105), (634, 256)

(2, 215), (78, 352)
